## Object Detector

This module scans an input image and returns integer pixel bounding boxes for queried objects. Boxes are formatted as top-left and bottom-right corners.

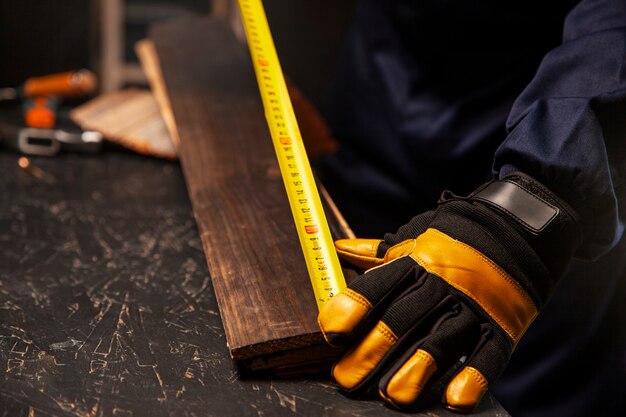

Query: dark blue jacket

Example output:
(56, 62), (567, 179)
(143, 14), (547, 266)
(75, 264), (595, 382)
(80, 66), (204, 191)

(323, 0), (625, 255)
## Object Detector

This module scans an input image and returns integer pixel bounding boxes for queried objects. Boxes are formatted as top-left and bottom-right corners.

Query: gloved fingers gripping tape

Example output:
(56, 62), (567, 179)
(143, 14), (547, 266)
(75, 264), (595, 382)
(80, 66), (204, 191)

(319, 256), (422, 346)
(322, 228), (535, 409)
(320, 174), (580, 413)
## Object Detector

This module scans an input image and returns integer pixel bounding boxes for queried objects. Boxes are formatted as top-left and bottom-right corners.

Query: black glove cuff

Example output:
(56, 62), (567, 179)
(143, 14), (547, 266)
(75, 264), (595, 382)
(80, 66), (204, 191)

(471, 173), (582, 270)
(471, 178), (560, 235)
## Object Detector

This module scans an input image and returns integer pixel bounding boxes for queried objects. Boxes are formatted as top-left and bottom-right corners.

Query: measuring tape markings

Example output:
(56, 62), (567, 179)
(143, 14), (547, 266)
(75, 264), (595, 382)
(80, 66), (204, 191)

(237, 0), (346, 310)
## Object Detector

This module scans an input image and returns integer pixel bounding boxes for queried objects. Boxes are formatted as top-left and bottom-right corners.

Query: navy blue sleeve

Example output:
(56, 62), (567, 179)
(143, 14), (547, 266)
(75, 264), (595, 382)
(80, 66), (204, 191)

(494, 0), (626, 259)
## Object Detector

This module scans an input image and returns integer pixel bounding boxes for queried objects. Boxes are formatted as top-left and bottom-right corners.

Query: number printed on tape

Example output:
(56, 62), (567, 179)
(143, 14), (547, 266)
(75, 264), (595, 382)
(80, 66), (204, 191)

(237, 0), (346, 309)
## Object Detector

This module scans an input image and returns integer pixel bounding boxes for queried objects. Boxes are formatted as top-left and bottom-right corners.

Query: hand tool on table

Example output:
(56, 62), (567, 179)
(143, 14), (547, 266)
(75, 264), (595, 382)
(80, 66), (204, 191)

(0, 119), (103, 156)
(0, 69), (97, 101)
(0, 69), (101, 155)
(23, 96), (60, 129)
(237, 0), (346, 309)
(1, 70), (98, 130)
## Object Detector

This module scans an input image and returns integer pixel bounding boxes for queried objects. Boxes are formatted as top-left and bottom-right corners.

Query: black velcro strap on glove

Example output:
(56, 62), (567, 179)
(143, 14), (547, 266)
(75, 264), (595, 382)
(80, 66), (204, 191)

(436, 172), (582, 305)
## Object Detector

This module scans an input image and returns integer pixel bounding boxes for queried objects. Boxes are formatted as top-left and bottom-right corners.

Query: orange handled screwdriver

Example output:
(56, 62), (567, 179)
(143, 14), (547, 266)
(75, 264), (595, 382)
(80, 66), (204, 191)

(0, 69), (97, 101)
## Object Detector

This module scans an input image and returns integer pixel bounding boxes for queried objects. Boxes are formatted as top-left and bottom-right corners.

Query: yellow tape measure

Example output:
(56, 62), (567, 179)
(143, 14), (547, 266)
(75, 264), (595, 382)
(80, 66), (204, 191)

(237, 0), (346, 310)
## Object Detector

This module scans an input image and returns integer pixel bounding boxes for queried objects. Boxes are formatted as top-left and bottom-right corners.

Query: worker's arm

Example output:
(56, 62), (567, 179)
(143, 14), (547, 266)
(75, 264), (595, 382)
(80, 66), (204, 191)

(496, 0), (626, 259)
(318, 0), (626, 413)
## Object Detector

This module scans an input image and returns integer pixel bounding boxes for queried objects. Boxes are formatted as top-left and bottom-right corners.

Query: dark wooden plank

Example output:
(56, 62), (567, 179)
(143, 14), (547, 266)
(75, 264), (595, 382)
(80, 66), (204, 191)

(0, 150), (509, 416)
(149, 17), (341, 361)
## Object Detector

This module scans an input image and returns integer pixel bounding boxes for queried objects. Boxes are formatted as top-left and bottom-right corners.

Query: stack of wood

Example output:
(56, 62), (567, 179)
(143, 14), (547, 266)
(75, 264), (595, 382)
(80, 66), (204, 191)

(70, 88), (177, 160)
(127, 16), (356, 374)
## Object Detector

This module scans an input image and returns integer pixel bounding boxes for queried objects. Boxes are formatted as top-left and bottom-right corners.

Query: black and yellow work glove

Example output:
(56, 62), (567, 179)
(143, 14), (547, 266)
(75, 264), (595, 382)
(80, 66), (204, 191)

(318, 173), (582, 413)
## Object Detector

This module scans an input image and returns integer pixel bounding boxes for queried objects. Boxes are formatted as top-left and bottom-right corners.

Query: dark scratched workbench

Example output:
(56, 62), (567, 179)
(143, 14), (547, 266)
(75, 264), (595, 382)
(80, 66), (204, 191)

(0, 149), (509, 417)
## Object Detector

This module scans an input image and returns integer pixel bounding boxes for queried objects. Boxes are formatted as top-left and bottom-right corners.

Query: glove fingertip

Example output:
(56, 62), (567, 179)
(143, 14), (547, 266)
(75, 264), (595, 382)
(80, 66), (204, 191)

(332, 321), (398, 390)
(318, 288), (372, 346)
(335, 238), (385, 270)
(379, 348), (438, 408)
(442, 366), (488, 414)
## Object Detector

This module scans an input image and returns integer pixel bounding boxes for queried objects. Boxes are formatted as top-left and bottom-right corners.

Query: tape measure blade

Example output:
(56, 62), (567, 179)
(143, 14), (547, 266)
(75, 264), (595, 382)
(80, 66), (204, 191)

(237, 0), (346, 310)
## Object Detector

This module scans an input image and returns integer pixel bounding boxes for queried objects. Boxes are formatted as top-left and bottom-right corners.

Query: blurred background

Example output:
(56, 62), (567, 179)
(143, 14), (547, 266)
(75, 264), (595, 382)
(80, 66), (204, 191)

(0, 0), (356, 108)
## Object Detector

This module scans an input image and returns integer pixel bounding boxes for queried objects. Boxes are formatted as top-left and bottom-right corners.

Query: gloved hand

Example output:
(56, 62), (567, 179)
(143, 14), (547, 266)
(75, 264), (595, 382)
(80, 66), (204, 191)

(318, 173), (582, 413)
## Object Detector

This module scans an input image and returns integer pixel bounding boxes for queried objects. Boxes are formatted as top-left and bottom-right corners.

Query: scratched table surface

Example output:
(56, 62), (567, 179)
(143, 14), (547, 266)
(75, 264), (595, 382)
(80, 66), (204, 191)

(0, 149), (509, 417)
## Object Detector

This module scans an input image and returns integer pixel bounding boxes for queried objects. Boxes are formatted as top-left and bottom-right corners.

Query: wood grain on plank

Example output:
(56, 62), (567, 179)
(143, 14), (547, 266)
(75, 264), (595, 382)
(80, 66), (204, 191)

(149, 17), (347, 361)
